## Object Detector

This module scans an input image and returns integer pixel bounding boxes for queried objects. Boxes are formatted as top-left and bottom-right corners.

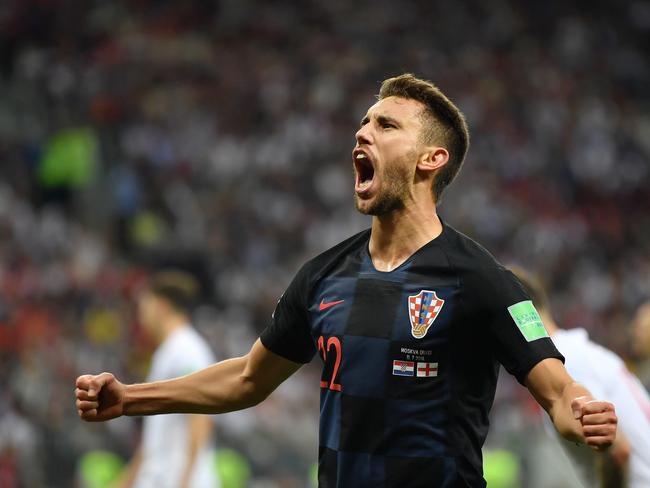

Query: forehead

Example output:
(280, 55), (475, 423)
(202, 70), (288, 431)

(364, 96), (426, 126)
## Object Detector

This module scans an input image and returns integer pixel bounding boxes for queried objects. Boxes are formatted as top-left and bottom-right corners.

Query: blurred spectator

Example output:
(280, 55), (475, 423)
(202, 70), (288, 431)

(0, 0), (648, 485)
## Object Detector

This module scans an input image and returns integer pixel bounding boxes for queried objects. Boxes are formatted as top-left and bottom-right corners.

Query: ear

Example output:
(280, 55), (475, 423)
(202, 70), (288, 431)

(417, 147), (449, 174)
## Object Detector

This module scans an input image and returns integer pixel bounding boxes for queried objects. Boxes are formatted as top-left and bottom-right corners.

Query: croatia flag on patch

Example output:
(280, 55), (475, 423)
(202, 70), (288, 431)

(416, 362), (438, 377)
(392, 360), (415, 376)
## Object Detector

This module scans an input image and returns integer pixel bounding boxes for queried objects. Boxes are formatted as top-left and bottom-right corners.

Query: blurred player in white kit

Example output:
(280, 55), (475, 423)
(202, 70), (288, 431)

(116, 270), (219, 488)
(631, 302), (650, 391)
(512, 267), (650, 488)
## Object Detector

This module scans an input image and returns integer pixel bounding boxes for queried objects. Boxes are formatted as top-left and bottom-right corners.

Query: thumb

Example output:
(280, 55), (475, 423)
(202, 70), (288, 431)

(571, 395), (590, 419)
(88, 372), (114, 398)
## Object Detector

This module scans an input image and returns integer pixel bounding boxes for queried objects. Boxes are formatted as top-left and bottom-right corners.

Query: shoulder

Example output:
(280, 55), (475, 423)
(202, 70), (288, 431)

(295, 228), (370, 285)
(167, 327), (215, 364)
(274, 229), (370, 311)
(440, 223), (504, 270)
(558, 330), (622, 365)
(437, 223), (540, 322)
(552, 330), (594, 367)
(439, 223), (515, 288)
(554, 329), (623, 386)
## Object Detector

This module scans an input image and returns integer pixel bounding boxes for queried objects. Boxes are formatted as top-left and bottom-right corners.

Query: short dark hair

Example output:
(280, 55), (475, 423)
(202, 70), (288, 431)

(508, 265), (551, 313)
(378, 73), (470, 202)
(148, 270), (200, 314)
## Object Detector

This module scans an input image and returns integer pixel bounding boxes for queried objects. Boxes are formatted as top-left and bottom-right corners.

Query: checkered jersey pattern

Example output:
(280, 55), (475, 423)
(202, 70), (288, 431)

(311, 254), (460, 487)
(260, 224), (564, 488)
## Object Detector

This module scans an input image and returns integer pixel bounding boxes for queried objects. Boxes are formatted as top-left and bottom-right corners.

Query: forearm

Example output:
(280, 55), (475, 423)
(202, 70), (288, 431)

(599, 451), (627, 488)
(123, 356), (263, 416)
(548, 381), (592, 443)
(112, 448), (142, 488)
(179, 416), (213, 488)
(526, 360), (590, 442)
(76, 339), (300, 422)
(527, 358), (617, 450)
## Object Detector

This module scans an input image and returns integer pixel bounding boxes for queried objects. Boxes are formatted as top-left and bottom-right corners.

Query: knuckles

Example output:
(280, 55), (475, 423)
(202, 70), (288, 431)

(75, 372), (119, 422)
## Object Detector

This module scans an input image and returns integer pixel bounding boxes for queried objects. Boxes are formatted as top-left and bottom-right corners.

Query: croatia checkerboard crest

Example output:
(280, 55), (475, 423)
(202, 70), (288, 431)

(408, 290), (444, 339)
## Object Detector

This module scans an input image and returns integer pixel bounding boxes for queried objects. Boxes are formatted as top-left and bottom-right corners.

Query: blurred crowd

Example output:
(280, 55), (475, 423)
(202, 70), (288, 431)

(0, 0), (649, 486)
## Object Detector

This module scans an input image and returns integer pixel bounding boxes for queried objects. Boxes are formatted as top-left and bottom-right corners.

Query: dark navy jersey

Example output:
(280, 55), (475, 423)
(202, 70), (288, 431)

(260, 221), (563, 487)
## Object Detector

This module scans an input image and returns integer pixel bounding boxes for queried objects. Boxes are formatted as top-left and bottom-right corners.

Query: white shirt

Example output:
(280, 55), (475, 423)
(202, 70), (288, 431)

(550, 328), (650, 488)
(134, 326), (219, 488)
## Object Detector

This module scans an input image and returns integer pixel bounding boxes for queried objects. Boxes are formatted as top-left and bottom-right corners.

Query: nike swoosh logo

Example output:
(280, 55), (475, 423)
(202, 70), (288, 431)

(319, 299), (345, 311)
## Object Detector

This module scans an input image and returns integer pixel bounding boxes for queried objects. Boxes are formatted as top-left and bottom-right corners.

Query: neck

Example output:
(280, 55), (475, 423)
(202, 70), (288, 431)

(158, 314), (189, 344)
(369, 199), (442, 272)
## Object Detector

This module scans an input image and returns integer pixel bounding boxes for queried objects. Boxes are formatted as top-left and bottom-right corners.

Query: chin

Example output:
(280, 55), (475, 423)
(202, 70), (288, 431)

(354, 196), (371, 215)
(354, 193), (404, 216)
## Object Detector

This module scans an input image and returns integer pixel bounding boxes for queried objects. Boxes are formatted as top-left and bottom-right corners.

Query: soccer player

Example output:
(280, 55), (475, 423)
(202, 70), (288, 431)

(76, 74), (617, 487)
(511, 266), (650, 488)
(116, 271), (219, 488)
(631, 301), (650, 390)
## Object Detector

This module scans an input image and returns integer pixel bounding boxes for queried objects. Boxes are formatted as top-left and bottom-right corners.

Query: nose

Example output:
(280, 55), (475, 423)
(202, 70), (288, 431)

(355, 123), (372, 146)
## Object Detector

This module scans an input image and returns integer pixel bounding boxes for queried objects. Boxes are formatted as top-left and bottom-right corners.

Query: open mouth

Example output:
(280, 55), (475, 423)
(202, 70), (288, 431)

(353, 150), (375, 194)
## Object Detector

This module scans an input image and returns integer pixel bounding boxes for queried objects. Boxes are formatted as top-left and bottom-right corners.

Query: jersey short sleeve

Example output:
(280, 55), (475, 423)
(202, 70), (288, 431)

(474, 266), (564, 384)
(260, 262), (317, 364)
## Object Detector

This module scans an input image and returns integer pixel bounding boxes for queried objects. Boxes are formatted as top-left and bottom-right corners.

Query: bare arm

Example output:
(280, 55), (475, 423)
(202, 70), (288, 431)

(111, 447), (142, 488)
(599, 433), (630, 488)
(179, 415), (214, 488)
(525, 358), (617, 450)
(76, 339), (302, 421)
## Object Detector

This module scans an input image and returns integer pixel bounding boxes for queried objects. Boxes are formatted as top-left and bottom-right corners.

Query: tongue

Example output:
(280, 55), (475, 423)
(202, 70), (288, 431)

(357, 178), (372, 192)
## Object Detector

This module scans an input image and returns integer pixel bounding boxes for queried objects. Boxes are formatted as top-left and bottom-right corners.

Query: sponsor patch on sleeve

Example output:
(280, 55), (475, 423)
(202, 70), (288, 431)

(507, 300), (549, 342)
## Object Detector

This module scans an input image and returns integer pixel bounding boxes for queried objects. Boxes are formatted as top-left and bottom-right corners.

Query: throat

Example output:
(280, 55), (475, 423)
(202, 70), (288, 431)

(368, 252), (412, 273)
(368, 211), (443, 272)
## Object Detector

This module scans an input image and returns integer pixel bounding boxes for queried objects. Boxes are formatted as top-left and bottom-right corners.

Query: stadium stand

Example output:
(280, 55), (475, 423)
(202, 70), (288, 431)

(0, 1), (648, 485)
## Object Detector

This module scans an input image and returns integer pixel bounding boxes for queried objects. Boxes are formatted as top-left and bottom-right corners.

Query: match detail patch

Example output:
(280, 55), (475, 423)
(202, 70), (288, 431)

(507, 300), (549, 342)
(392, 360), (415, 376)
(416, 362), (438, 377)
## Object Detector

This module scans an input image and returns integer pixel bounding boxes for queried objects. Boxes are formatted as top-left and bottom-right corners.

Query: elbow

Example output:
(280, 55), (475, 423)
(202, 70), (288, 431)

(236, 375), (273, 409)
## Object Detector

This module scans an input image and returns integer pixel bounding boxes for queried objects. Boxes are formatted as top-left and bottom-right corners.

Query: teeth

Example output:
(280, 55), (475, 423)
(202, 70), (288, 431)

(356, 153), (367, 159)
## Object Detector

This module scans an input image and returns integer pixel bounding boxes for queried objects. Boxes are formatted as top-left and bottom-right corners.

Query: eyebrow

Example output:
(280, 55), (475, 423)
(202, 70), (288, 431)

(359, 113), (401, 128)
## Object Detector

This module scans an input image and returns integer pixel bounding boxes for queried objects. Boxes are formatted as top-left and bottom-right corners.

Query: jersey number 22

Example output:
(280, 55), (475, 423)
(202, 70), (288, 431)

(318, 335), (342, 392)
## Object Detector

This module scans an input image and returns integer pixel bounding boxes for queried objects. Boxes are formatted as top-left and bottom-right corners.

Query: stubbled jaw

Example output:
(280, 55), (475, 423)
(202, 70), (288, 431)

(353, 149), (376, 196)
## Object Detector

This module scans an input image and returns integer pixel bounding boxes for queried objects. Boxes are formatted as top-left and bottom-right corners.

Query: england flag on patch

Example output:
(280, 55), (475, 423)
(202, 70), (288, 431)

(392, 360), (415, 376)
(416, 362), (438, 377)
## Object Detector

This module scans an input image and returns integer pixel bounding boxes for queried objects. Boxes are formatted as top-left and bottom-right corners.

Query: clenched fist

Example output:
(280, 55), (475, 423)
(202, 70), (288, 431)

(571, 396), (618, 450)
(76, 372), (126, 422)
